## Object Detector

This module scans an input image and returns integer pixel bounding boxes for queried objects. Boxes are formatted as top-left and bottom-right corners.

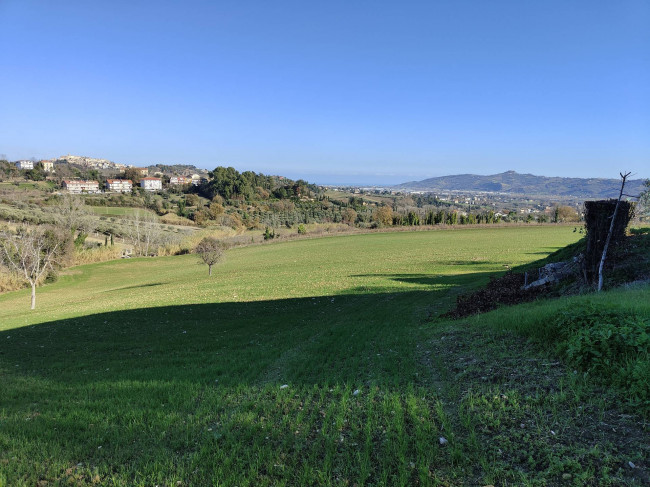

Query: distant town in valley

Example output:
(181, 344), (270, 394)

(2, 154), (645, 225)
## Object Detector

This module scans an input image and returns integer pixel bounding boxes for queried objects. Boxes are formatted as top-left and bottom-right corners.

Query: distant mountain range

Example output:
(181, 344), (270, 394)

(394, 171), (645, 199)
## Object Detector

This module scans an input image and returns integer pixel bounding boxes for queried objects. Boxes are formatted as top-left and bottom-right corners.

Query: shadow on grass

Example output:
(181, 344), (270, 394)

(102, 282), (169, 292)
(3, 267), (647, 486)
(0, 271), (500, 389)
(0, 276), (483, 483)
(348, 271), (501, 288)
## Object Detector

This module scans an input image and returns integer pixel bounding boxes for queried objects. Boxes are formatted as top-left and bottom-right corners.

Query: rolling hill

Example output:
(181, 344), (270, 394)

(395, 170), (645, 198)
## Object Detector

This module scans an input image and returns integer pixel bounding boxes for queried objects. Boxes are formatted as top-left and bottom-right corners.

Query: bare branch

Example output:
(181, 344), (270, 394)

(123, 210), (175, 257)
(55, 193), (95, 235)
(597, 172), (631, 291)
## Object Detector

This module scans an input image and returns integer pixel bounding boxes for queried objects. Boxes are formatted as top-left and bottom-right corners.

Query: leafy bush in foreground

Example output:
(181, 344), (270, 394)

(552, 305), (650, 411)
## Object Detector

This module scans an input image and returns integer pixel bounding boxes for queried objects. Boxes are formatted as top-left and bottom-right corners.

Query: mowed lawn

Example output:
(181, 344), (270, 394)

(2, 226), (645, 486)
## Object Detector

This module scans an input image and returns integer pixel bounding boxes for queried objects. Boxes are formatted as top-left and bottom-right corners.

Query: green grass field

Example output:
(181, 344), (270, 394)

(0, 181), (55, 191)
(1, 226), (648, 486)
(91, 207), (156, 218)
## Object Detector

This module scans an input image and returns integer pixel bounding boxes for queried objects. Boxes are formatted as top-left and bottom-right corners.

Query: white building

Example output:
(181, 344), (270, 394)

(106, 179), (133, 193)
(40, 160), (54, 172)
(15, 160), (34, 170)
(62, 180), (101, 194)
(191, 174), (206, 186)
(170, 175), (191, 186)
(140, 177), (162, 191)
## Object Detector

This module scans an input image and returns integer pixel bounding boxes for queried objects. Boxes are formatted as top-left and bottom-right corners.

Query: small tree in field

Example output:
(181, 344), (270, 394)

(0, 226), (70, 309)
(195, 237), (225, 276)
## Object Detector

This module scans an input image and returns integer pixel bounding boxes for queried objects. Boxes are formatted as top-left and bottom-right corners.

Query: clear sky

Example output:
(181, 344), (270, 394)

(1, 0), (648, 185)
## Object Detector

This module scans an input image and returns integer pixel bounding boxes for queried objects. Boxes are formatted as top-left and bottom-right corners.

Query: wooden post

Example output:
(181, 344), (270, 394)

(597, 172), (631, 291)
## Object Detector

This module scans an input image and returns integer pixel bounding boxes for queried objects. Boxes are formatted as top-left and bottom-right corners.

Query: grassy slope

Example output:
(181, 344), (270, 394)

(1, 226), (648, 486)
(90, 207), (156, 217)
(1, 226), (568, 329)
(469, 283), (650, 338)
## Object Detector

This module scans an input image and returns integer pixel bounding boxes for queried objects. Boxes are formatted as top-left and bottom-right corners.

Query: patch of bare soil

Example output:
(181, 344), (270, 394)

(443, 272), (551, 319)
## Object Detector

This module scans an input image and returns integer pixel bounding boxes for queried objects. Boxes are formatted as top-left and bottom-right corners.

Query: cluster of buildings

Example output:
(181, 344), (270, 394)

(12, 155), (207, 194)
(14, 160), (54, 172)
(14, 157), (122, 173)
(169, 175), (192, 185)
(62, 178), (163, 194)
(54, 154), (127, 171)
(57, 174), (203, 194)
(58, 174), (207, 194)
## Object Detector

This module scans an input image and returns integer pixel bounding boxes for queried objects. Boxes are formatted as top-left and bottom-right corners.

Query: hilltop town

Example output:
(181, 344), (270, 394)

(5, 154), (210, 194)
(2, 155), (645, 228)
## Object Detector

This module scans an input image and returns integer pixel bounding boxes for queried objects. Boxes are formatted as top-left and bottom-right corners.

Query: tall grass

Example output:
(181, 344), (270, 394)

(157, 225), (242, 255)
(70, 245), (125, 266)
(0, 265), (23, 293)
(159, 212), (196, 226)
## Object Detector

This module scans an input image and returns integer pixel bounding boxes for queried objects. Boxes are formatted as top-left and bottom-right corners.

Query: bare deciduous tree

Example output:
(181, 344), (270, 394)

(55, 194), (95, 244)
(0, 226), (68, 309)
(195, 237), (225, 276)
(124, 210), (170, 256)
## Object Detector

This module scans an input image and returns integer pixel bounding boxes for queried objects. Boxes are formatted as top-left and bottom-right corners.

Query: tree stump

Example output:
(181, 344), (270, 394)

(583, 199), (634, 284)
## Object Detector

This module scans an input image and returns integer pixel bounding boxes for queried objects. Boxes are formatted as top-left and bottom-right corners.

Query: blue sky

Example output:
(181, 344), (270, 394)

(1, 0), (648, 185)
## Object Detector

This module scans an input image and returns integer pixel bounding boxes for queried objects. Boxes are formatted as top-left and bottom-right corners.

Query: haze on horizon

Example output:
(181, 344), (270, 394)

(1, 0), (649, 186)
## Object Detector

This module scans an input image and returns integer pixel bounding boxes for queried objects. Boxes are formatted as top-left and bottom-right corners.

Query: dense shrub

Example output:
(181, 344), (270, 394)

(552, 306), (649, 410)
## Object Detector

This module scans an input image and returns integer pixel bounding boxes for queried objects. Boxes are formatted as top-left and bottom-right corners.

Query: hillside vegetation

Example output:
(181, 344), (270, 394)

(1, 227), (648, 486)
